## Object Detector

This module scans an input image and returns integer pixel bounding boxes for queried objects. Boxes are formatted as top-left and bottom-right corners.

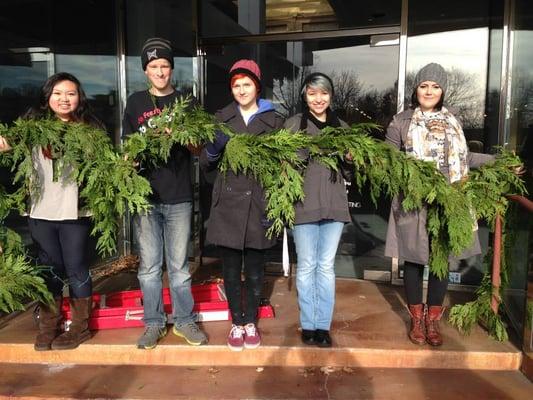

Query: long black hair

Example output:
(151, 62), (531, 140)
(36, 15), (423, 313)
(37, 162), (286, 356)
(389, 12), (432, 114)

(24, 72), (103, 128)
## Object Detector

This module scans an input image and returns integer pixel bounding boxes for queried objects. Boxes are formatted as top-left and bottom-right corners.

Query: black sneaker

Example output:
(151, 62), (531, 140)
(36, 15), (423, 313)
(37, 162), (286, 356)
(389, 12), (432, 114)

(314, 329), (332, 348)
(301, 329), (316, 345)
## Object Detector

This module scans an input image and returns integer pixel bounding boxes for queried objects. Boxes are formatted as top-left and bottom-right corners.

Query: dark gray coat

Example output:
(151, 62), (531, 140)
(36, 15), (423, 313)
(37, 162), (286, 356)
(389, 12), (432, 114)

(384, 109), (495, 265)
(284, 114), (351, 225)
(201, 103), (284, 250)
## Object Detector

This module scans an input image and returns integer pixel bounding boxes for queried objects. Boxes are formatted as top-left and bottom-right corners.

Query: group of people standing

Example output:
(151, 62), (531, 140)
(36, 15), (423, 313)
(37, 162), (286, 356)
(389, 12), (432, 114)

(0, 37), (494, 352)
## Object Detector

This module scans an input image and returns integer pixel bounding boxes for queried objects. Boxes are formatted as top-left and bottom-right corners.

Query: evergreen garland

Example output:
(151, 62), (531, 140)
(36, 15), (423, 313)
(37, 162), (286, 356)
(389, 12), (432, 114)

(219, 124), (525, 340)
(0, 118), (152, 256)
(122, 96), (219, 164)
(0, 184), (53, 312)
(221, 129), (307, 236)
(0, 98), (221, 313)
(448, 153), (526, 341)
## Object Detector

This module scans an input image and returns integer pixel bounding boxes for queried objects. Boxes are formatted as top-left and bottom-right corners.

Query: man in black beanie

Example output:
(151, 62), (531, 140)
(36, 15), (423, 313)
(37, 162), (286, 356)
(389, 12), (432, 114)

(122, 37), (208, 349)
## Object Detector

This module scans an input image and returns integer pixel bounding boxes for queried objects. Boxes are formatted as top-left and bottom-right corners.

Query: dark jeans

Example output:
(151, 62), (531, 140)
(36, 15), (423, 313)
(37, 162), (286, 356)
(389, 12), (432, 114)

(28, 217), (92, 298)
(404, 261), (448, 306)
(218, 246), (265, 326)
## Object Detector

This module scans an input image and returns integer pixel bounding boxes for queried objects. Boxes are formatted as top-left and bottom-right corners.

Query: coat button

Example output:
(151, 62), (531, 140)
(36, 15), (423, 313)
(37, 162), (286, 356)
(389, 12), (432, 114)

(245, 190), (251, 195)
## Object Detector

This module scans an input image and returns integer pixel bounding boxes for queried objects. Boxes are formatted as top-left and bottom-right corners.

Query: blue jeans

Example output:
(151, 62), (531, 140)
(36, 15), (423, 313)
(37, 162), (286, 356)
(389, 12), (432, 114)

(293, 220), (344, 331)
(134, 202), (195, 328)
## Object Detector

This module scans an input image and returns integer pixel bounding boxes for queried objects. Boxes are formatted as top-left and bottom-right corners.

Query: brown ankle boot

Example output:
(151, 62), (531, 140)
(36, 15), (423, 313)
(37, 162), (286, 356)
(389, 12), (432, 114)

(52, 297), (92, 350)
(425, 305), (445, 346)
(407, 304), (426, 345)
(34, 297), (63, 351)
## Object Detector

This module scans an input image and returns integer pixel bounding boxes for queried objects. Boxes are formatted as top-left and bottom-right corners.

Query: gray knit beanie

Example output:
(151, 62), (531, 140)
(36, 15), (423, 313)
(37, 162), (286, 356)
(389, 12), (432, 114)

(414, 63), (447, 93)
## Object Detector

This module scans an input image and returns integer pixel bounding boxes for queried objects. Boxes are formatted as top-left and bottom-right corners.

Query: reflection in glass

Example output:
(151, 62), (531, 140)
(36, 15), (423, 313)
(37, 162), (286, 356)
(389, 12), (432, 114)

(200, 0), (401, 37)
(406, 0), (502, 286)
(273, 37), (399, 128)
(203, 36), (399, 279)
(55, 55), (119, 141)
(507, 0), (533, 370)
(406, 28), (489, 132)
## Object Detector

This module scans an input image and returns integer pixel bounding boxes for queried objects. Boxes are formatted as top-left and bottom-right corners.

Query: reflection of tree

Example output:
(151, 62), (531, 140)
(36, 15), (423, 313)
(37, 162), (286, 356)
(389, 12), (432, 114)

(509, 69), (533, 158)
(512, 70), (533, 127)
(273, 68), (394, 129)
(329, 71), (363, 112)
(406, 68), (484, 129)
(273, 67), (310, 117)
(0, 83), (41, 123)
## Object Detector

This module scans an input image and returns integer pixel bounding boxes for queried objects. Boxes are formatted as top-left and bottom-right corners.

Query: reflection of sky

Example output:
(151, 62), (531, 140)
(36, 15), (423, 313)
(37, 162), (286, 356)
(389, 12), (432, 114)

(307, 28), (491, 94)
(407, 28), (489, 75)
(0, 54), (194, 99)
(513, 31), (533, 76)
(0, 64), (48, 90)
(312, 45), (399, 92)
(55, 55), (118, 98)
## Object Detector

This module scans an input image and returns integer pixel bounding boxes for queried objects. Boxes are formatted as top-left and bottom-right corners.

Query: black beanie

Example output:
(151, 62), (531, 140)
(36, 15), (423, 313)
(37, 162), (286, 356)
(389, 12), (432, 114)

(141, 37), (174, 70)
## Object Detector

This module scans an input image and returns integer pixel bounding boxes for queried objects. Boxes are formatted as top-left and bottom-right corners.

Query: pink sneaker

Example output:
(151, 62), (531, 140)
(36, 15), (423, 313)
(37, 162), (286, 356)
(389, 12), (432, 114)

(227, 325), (245, 351)
(244, 323), (261, 349)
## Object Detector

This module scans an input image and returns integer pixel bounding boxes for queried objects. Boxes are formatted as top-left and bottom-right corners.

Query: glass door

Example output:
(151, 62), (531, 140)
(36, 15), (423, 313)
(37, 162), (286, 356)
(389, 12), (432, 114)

(0, 48), (52, 247)
(201, 32), (400, 280)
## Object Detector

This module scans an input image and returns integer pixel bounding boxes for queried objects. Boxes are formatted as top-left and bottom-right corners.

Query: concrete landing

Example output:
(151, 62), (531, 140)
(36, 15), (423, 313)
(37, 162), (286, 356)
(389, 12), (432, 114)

(0, 277), (521, 370)
(0, 364), (531, 399)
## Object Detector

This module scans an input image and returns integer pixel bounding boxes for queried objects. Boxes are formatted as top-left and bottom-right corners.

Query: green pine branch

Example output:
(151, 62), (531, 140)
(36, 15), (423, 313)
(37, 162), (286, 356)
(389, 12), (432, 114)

(122, 96), (219, 165)
(0, 118), (152, 256)
(218, 124), (526, 341)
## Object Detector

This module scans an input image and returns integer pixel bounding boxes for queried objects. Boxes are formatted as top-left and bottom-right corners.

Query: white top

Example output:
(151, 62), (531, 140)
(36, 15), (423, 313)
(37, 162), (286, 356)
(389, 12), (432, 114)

(29, 147), (89, 220)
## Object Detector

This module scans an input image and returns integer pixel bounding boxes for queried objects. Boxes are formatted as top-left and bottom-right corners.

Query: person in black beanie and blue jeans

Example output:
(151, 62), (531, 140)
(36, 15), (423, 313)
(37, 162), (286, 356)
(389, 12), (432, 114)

(123, 37), (207, 349)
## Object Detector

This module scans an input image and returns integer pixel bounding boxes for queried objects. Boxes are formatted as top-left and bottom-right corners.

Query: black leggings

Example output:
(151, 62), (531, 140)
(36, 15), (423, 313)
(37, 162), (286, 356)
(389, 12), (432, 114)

(218, 246), (265, 326)
(28, 217), (92, 298)
(404, 261), (448, 306)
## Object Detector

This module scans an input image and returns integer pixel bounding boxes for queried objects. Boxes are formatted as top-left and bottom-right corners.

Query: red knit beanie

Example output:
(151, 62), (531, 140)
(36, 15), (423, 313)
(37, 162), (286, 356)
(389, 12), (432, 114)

(229, 59), (262, 92)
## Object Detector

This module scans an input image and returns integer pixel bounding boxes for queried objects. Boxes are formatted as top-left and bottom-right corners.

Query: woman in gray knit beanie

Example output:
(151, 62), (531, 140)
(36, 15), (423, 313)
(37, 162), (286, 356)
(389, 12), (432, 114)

(384, 62), (495, 347)
(411, 62), (448, 110)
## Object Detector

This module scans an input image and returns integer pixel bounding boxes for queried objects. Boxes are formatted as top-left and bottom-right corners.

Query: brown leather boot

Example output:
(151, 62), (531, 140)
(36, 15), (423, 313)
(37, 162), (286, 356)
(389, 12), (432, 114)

(407, 304), (426, 345)
(34, 297), (63, 351)
(51, 297), (92, 350)
(425, 305), (445, 346)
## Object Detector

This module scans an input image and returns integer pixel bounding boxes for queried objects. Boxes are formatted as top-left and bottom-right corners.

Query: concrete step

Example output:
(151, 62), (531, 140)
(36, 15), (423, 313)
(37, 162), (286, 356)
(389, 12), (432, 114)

(0, 278), (522, 370)
(1, 363), (531, 399)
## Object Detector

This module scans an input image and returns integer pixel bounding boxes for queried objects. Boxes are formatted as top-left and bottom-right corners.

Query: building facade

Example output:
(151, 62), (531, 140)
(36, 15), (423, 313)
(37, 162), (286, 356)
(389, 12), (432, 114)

(1, 0), (532, 376)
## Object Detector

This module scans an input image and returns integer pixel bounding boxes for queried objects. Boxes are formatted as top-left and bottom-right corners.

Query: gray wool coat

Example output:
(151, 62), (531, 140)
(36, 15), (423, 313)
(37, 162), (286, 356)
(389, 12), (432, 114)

(284, 114), (351, 225)
(200, 102), (284, 250)
(384, 109), (495, 266)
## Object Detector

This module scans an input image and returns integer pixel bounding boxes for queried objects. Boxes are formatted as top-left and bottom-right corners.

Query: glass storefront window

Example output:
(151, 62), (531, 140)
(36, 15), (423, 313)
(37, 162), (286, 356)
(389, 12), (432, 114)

(124, 0), (196, 97)
(202, 34), (399, 278)
(406, 28), (489, 132)
(123, 0), (199, 258)
(55, 55), (119, 141)
(405, 0), (504, 286)
(200, 0), (401, 37)
(506, 0), (533, 369)
(0, 0), (120, 263)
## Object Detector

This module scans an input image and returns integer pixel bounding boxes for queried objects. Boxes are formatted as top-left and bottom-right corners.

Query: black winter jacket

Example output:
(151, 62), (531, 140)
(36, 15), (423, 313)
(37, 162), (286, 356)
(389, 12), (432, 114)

(200, 102), (284, 250)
